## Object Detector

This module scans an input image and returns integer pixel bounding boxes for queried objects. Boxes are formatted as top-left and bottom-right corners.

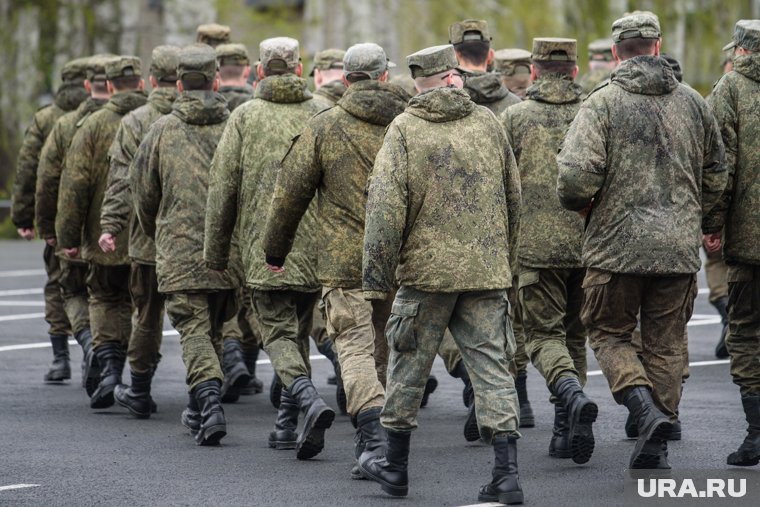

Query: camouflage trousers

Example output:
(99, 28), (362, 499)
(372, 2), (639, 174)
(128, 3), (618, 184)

(510, 294), (531, 377)
(43, 243), (71, 336)
(381, 286), (519, 443)
(704, 246), (729, 303)
(323, 287), (388, 415)
(581, 269), (696, 420)
(58, 258), (90, 334)
(222, 287), (262, 353)
(312, 299), (330, 346)
(165, 290), (237, 391)
(86, 263), (132, 352)
(518, 267), (587, 389)
(726, 263), (760, 397)
(127, 262), (165, 376)
(251, 289), (318, 389)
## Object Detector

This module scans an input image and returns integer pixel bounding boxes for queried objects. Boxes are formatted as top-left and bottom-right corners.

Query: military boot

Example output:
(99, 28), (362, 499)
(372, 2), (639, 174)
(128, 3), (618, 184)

(714, 296), (729, 359)
(268, 387), (299, 450)
(549, 403), (572, 458)
(44, 335), (71, 382)
(74, 328), (99, 396)
(623, 386), (672, 469)
(114, 370), (153, 419)
(240, 347), (264, 395)
(269, 373), (283, 409)
(553, 376), (598, 464)
(90, 343), (125, 409)
(420, 375), (438, 408)
(625, 413), (682, 440)
(181, 393), (201, 436)
(220, 339), (251, 403)
(193, 380), (227, 446)
(478, 437), (524, 505)
(453, 360), (473, 408)
(317, 339), (346, 414)
(727, 396), (760, 466)
(289, 376), (335, 460)
(516, 372), (535, 428)
(359, 429), (410, 497)
(358, 407), (387, 463)
(464, 386), (480, 442)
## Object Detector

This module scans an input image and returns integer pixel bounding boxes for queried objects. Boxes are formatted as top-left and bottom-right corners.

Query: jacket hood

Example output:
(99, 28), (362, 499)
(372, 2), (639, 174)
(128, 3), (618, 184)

(610, 55), (678, 96)
(172, 90), (229, 125)
(55, 81), (89, 111)
(148, 86), (179, 115)
(733, 53), (760, 82)
(315, 80), (347, 102)
(406, 87), (475, 123)
(338, 80), (411, 126)
(105, 89), (149, 115)
(220, 84), (254, 96)
(526, 73), (582, 104)
(464, 71), (509, 103)
(255, 74), (313, 104)
(78, 96), (108, 115)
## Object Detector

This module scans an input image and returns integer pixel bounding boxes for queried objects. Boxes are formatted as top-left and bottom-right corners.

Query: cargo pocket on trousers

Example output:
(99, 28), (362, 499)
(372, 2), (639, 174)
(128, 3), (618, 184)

(385, 299), (419, 353)
(323, 288), (357, 337)
(504, 296), (517, 360)
(581, 268), (612, 289)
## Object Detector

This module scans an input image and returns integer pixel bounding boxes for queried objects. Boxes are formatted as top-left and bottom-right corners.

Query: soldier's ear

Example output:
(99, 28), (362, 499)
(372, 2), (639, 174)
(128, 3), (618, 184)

(486, 48), (495, 66)
(572, 65), (579, 79)
(176, 80), (185, 93)
(295, 62), (303, 77)
(530, 64), (537, 81)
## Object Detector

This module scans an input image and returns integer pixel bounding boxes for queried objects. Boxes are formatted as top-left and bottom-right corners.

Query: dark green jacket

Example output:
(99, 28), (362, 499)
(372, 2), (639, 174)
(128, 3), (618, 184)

(464, 71), (521, 116)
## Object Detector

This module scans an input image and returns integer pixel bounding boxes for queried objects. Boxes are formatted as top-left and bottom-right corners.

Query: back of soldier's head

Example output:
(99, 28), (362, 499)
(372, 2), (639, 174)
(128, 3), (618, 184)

(343, 43), (393, 84)
(258, 37), (301, 78)
(216, 43), (250, 83)
(178, 44), (218, 91)
(106, 56), (143, 91)
(449, 19), (492, 68)
(150, 45), (180, 88)
(407, 44), (464, 92)
(196, 23), (231, 48)
(531, 38), (578, 78)
(612, 12), (662, 60)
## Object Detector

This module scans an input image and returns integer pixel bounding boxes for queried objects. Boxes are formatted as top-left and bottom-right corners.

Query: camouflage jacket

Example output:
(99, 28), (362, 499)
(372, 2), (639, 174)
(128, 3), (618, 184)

(705, 53), (760, 265)
(262, 80), (411, 288)
(205, 74), (323, 291)
(501, 74), (584, 270)
(363, 87), (521, 296)
(464, 71), (521, 116)
(133, 90), (243, 293)
(313, 80), (347, 109)
(557, 56), (726, 275)
(219, 84), (254, 111)
(57, 90), (148, 265)
(11, 84), (87, 229)
(36, 97), (107, 240)
(578, 68), (611, 96)
(100, 87), (178, 265)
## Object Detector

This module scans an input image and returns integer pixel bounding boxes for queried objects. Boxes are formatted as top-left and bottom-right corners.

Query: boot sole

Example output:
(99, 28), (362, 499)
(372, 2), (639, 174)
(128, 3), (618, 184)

(196, 424), (227, 446)
(268, 440), (298, 450)
(296, 407), (335, 460)
(358, 462), (408, 497)
(630, 419), (672, 469)
(498, 491), (525, 505)
(464, 405), (480, 442)
(727, 451), (760, 467)
(549, 446), (573, 459)
(115, 392), (151, 419)
(44, 375), (71, 383)
(90, 383), (116, 409)
(570, 400), (598, 464)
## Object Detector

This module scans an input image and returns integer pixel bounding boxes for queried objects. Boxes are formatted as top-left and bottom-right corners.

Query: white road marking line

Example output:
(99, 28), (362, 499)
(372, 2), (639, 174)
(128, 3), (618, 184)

(0, 288), (44, 297)
(0, 484), (39, 492)
(0, 301), (45, 307)
(698, 288), (709, 294)
(0, 312), (45, 322)
(0, 269), (46, 277)
(458, 503), (504, 507)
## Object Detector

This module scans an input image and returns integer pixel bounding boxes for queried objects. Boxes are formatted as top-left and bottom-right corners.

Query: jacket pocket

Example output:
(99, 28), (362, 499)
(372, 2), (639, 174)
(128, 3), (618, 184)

(385, 299), (419, 353)
(581, 268), (613, 289)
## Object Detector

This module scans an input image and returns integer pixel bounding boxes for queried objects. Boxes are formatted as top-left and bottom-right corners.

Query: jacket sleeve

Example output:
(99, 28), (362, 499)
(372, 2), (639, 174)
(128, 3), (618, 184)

(503, 142), (521, 270)
(556, 100), (607, 211)
(11, 110), (48, 228)
(56, 124), (93, 249)
(35, 122), (66, 238)
(262, 120), (322, 265)
(133, 122), (162, 240)
(100, 118), (138, 237)
(703, 79), (735, 233)
(204, 110), (243, 270)
(362, 124), (408, 299)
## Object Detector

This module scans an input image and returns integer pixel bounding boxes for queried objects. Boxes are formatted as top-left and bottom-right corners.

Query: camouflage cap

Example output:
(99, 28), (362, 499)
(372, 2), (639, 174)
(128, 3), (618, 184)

(722, 19), (760, 52)
(449, 19), (492, 45)
(196, 23), (231, 47)
(407, 44), (460, 79)
(611, 13), (662, 43)
(150, 45), (180, 82)
(86, 53), (116, 81)
(532, 37), (577, 62)
(309, 48), (346, 76)
(588, 38), (614, 60)
(215, 43), (250, 66)
(259, 37), (300, 73)
(493, 48), (532, 75)
(343, 43), (394, 80)
(105, 55), (142, 80)
(61, 57), (90, 83)
(178, 43), (218, 82)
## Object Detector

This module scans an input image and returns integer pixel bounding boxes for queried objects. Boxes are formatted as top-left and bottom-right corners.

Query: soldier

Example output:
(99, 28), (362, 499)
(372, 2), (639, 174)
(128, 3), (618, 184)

(359, 44), (523, 505)
(493, 48), (532, 99)
(705, 19), (760, 467)
(196, 23), (231, 48)
(449, 19), (521, 115)
(11, 57), (89, 383)
(502, 38), (596, 464)
(36, 55), (113, 393)
(215, 43), (254, 111)
(311, 48), (347, 109)
(94, 46), (180, 418)
(205, 37), (335, 460)
(577, 38), (616, 95)
(557, 13), (726, 469)
(261, 42), (409, 475)
(133, 43), (241, 445)
(56, 55), (148, 409)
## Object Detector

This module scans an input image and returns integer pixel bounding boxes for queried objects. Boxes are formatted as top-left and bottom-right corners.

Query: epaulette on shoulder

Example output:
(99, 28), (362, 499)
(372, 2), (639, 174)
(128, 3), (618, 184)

(585, 78), (611, 100)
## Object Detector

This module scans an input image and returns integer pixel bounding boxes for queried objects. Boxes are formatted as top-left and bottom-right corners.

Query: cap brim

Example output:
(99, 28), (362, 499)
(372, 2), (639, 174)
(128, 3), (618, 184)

(387, 60), (397, 69)
(722, 40), (737, 51)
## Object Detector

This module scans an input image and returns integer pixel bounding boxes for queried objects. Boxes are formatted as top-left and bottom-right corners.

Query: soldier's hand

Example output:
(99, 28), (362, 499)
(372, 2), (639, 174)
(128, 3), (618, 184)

(703, 233), (721, 253)
(98, 233), (116, 253)
(64, 247), (79, 259)
(45, 237), (57, 247)
(266, 263), (285, 274)
(16, 227), (35, 241)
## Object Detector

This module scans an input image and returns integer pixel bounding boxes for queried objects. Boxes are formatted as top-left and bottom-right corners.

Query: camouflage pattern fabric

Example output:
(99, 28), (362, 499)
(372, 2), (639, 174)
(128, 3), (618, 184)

(43, 244), (72, 336)
(87, 263), (132, 351)
(704, 247), (728, 302)
(726, 264), (760, 397)
(58, 259), (90, 334)
(313, 80), (347, 109)
(238, 287), (263, 352)
(127, 262), (165, 376)
(463, 71), (521, 116)
(219, 84), (254, 111)
(578, 69), (611, 96)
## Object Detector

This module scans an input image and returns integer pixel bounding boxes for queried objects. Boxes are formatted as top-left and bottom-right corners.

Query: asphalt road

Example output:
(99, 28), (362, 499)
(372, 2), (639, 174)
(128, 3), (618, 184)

(0, 239), (755, 506)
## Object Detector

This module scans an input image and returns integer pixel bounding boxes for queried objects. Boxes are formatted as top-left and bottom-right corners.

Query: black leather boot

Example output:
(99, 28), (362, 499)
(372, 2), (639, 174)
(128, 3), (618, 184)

(268, 387), (299, 450)
(553, 376), (598, 464)
(549, 403), (571, 458)
(44, 335), (71, 382)
(420, 375), (438, 408)
(478, 436), (524, 505)
(90, 343), (124, 409)
(714, 296), (729, 359)
(359, 429), (410, 497)
(269, 373), (283, 409)
(358, 407), (387, 462)
(193, 380), (227, 446)
(240, 347), (264, 395)
(453, 360), (473, 408)
(181, 392), (201, 436)
(516, 372), (535, 428)
(625, 413), (682, 440)
(220, 339), (251, 403)
(289, 376), (335, 460)
(727, 395), (760, 466)
(74, 328), (99, 395)
(623, 386), (672, 469)
(114, 370), (153, 419)
(464, 386), (480, 442)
